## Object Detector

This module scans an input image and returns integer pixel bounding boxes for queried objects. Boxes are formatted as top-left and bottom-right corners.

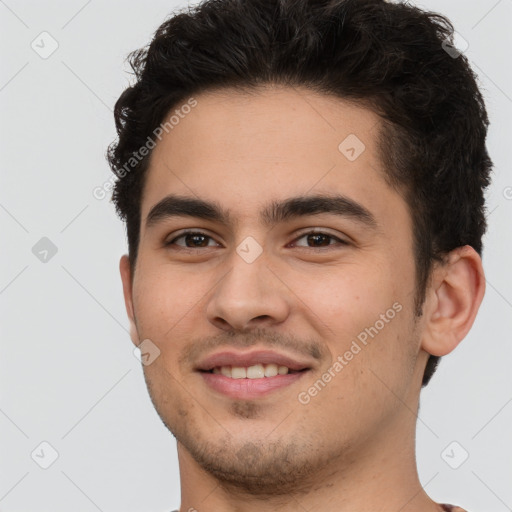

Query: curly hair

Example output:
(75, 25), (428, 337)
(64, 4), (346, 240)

(107, 0), (493, 387)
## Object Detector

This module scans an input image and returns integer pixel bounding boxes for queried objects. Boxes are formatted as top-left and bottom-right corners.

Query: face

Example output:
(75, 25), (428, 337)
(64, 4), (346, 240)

(120, 85), (431, 494)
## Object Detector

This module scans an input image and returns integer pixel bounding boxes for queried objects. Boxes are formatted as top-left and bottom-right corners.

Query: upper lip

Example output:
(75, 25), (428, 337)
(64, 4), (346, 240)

(195, 349), (313, 372)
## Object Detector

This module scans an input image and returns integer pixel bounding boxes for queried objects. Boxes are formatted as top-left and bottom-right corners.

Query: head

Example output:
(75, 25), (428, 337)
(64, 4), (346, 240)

(108, 0), (491, 495)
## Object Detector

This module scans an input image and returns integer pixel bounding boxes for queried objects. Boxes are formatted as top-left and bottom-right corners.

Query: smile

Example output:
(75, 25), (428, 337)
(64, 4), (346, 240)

(209, 363), (301, 379)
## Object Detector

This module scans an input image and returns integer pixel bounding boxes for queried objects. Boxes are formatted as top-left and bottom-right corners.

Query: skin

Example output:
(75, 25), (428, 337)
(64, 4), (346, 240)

(119, 85), (485, 512)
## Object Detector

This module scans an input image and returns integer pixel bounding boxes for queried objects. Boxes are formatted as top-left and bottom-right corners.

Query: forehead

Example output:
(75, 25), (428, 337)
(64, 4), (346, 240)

(140, 85), (406, 230)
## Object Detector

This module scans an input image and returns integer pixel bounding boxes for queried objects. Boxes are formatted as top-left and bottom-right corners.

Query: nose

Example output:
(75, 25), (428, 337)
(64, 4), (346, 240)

(206, 247), (291, 332)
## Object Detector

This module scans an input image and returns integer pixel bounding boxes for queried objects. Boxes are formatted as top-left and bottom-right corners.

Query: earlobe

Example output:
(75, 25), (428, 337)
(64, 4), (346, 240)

(421, 245), (486, 357)
(119, 254), (140, 347)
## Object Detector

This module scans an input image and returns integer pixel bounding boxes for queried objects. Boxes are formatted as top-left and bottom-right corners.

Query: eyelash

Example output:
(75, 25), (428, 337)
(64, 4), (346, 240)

(164, 229), (349, 251)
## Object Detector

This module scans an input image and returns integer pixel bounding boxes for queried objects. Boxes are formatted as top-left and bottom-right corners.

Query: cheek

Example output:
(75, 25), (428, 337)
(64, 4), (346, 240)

(132, 264), (205, 344)
(289, 260), (400, 335)
(292, 260), (414, 382)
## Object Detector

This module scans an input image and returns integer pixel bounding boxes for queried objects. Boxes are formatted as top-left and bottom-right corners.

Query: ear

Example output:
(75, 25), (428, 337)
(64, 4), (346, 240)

(421, 245), (486, 357)
(119, 254), (140, 347)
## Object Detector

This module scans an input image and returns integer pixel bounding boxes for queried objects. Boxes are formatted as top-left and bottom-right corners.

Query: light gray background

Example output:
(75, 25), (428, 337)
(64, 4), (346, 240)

(1, 0), (511, 511)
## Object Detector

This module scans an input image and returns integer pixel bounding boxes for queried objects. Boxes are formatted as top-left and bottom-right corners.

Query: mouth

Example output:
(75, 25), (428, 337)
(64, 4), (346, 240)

(196, 350), (313, 399)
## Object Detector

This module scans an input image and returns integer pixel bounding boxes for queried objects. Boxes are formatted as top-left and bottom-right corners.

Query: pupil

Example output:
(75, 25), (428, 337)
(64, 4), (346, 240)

(308, 234), (329, 247)
(187, 234), (208, 247)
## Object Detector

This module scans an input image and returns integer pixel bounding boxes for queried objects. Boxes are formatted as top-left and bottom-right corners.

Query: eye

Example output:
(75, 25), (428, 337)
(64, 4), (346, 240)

(290, 230), (349, 249)
(165, 230), (220, 249)
(164, 229), (349, 251)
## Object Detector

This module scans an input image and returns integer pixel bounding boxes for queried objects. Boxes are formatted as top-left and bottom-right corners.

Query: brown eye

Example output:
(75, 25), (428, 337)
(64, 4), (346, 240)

(292, 231), (348, 249)
(166, 231), (218, 249)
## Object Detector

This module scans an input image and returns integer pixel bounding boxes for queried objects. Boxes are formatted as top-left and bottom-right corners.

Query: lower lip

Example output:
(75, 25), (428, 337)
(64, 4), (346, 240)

(199, 371), (308, 399)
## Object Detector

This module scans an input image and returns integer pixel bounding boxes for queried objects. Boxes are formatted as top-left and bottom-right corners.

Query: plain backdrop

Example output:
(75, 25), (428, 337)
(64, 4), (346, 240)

(1, 0), (511, 511)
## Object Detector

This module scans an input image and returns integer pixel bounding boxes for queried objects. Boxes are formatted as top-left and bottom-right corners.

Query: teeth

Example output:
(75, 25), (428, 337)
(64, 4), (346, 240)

(278, 365), (289, 375)
(220, 366), (232, 378)
(264, 363), (278, 377)
(211, 363), (293, 379)
(247, 364), (265, 379)
(231, 367), (247, 379)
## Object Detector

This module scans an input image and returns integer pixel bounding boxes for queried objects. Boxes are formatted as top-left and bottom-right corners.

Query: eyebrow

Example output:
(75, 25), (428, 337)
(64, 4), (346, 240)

(145, 193), (378, 231)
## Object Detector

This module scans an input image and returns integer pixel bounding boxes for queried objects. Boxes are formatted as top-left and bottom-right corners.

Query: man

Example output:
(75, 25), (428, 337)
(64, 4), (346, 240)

(107, 0), (492, 510)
